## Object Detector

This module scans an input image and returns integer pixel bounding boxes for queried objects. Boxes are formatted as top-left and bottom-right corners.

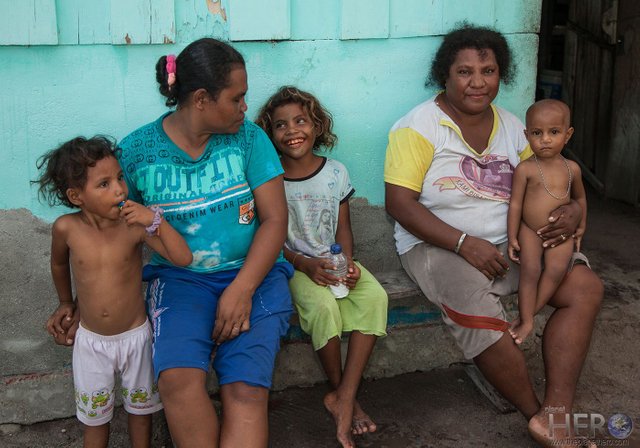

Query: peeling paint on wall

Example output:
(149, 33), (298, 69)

(205, 0), (229, 40)
(207, 0), (227, 21)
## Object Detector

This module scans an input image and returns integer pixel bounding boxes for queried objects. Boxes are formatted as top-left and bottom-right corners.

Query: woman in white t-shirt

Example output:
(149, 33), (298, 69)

(384, 24), (602, 448)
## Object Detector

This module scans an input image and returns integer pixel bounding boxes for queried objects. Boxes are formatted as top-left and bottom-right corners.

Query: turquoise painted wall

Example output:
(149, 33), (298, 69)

(0, 0), (541, 222)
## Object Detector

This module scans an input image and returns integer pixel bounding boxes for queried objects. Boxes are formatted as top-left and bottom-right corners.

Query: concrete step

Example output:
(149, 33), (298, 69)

(0, 269), (517, 425)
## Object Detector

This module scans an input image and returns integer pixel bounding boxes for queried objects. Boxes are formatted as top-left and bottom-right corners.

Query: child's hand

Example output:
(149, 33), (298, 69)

(120, 200), (155, 227)
(299, 256), (343, 287)
(345, 260), (361, 289)
(507, 239), (520, 264)
(52, 318), (79, 346)
(46, 302), (78, 346)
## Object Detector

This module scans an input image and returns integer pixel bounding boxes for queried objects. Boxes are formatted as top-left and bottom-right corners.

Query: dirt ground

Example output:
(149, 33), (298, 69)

(1, 188), (639, 448)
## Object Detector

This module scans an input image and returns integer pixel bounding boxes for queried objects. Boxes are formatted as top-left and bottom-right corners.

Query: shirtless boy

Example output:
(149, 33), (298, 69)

(507, 99), (587, 344)
(37, 136), (192, 447)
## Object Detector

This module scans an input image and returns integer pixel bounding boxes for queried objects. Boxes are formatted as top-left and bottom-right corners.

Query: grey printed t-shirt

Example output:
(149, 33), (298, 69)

(284, 157), (355, 258)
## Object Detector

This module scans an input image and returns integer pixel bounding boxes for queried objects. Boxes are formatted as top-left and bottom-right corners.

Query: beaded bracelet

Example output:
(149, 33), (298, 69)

(145, 207), (164, 236)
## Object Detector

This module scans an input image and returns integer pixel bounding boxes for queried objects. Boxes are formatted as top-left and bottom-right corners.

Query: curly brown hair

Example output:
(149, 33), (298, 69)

(427, 23), (514, 89)
(255, 86), (337, 151)
(33, 136), (119, 208)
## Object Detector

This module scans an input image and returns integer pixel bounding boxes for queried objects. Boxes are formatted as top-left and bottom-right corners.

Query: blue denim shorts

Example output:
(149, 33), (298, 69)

(143, 262), (293, 388)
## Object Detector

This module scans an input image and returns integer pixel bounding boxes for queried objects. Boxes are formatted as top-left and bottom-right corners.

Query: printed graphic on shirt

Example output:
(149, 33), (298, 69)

(433, 154), (513, 203)
(119, 118), (282, 272)
(288, 199), (335, 256)
(285, 159), (354, 258)
(238, 197), (255, 224)
(124, 146), (252, 270)
(125, 144), (246, 202)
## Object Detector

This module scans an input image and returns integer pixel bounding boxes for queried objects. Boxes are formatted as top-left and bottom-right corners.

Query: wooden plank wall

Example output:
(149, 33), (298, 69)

(0, 0), (58, 45)
(2, 0), (541, 46)
(563, 0), (615, 188)
(605, 0), (640, 204)
(228, 0), (290, 41)
(56, 0), (111, 45)
(0, 0), (175, 46)
(109, 0), (175, 45)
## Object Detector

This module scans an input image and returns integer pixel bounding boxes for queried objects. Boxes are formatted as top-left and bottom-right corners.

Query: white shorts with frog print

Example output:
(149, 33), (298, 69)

(72, 320), (162, 426)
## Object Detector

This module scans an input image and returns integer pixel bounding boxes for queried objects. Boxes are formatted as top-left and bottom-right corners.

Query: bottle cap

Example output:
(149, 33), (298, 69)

(330, 243), (342, 254)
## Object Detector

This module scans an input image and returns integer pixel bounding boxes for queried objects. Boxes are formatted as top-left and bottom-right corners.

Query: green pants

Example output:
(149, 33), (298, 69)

(289, 262), (388, 350)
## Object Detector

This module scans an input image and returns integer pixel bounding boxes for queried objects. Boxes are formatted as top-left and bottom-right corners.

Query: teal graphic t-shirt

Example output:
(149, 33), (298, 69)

(118, 113), (284, 273)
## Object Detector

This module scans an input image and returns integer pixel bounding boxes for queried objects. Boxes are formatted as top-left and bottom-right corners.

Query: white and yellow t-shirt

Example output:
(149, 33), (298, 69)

(384, 98), (532, 255)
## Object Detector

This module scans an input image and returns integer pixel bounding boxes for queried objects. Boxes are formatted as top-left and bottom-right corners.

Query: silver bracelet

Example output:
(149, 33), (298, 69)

(454, 232), (467, 254)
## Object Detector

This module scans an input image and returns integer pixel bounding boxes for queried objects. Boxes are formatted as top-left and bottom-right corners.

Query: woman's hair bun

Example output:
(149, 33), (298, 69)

(156, 55), (178, 107)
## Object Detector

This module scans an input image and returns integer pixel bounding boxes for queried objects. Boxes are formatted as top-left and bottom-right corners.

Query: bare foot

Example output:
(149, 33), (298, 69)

(352, 401), (377, 435)
(528, 414), (573, 448)
(509, 318), (533, 345)
(324, 391), (355, 448)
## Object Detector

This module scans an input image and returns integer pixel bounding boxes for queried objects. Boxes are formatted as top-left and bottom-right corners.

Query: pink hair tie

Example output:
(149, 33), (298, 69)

(166, 54), (176, 87)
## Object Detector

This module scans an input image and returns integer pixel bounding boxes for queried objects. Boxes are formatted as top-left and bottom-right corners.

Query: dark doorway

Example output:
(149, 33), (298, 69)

(536, 0), (617, 194)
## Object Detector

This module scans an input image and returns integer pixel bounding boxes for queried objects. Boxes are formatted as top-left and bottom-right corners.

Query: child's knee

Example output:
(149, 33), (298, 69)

(520, 263), (542, 281)
(544, 259), (571, 280)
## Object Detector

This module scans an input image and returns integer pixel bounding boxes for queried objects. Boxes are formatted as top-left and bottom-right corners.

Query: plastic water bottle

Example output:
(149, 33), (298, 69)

(326, 243), (349, 299)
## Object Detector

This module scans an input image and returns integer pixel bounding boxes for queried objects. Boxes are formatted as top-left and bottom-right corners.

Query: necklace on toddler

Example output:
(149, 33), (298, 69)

(534, 154), (572, 200)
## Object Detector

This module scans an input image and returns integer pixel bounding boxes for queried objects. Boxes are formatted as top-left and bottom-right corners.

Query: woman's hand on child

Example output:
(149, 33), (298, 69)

(345, 261), (361, 289)
(212, 281), (252, 345)
(538, 201), (581, 248)
(299, 257), (344, 287)
(120, 200), (155, 227)
(46, 302), (79, 346)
